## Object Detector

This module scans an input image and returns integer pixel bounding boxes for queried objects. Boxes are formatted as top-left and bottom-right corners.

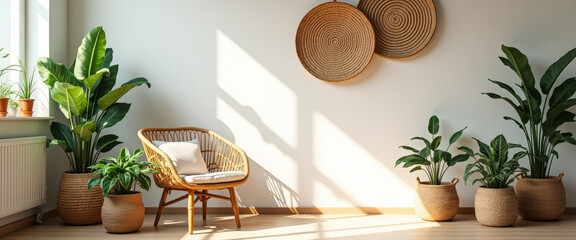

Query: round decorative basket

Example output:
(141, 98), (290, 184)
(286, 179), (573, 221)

(474, 186), (518, 227)
(295, 1), (375, 82)
(57, 172), (103, 225)
(414, 177), (459, 221)
(102, 192), (145, 233)
(515, 173), (566, 221)
(358, 0), (436, 58)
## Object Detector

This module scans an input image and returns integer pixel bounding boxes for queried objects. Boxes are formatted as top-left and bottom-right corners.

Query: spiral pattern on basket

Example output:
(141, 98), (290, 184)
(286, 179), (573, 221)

(296, 2), (375, 82)
(358, 0), (436, 58)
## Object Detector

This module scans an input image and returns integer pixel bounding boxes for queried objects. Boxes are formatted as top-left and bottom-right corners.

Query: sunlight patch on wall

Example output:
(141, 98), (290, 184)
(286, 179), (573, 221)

(313, 113), (414, 207)
(216, 30), (298, 149)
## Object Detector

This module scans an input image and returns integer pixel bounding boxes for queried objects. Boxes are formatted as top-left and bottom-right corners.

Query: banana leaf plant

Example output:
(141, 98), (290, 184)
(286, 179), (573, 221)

(395, 115), (470, 185)
(37, 26), (151, 173)
(460, 134), (528, 188)
(484, 45), (576, 178)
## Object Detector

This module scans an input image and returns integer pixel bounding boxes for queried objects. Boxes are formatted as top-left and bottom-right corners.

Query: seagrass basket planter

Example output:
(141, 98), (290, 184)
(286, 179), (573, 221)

(57, 172), (103, 225)
(414, 177), (459, 221)
(515, 173), (566, 221)
(102, 192), (145, 233)
(474, 186), (518, 227)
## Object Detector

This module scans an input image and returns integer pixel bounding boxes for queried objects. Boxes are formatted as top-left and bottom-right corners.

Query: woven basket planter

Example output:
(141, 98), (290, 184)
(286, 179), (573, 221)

(57, 172), (103, 225)
(474, 186), (518, 227)
(515, 173), (566, 221)
(414, 177), (459, 221)
(102, 192), (145, 233)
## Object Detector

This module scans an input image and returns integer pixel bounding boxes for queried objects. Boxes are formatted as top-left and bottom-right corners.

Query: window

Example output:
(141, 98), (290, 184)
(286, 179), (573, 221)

(0, 0), (24, 86)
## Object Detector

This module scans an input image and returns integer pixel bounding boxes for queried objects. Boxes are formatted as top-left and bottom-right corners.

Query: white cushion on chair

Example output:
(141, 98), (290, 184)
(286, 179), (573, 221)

(180, 171), (246, 184)
(152, 139), (209, 175)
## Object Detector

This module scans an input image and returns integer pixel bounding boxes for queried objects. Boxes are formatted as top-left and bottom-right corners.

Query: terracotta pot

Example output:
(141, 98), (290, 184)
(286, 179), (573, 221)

(414, 177), (460, 221)
(475, 186), (518, 227)
(19, 99), (34, 117)
(515, 173), (566, 221)
(57, 172), (103, 225)
(102, 192), (145, 233)
(0, 98), (8, 117)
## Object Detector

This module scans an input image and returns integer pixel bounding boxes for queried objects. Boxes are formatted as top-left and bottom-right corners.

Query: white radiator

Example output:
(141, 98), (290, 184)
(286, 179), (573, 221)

(0, 136), (46, 218)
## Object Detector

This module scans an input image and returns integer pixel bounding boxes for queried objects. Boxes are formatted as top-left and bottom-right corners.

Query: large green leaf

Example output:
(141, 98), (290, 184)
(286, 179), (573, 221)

(83, 68), (110, 89)
(546, 99), (576, 128)
(96, 134), (122, 153)
(501, 45), (536, 89)
(490, 134), (509, 163)
(50, 122), (76, 152)
(411, 137), (431, 147)
(97, 77), (151, 110)
(51, 82), (87, 116)
(488, 79), (523, 103)
(457, 146), (475, 156)
(72, 121), (95, 142)
(93, 65), (118, 100)
(448, 154), (469, 166)
(102, 48), (114, 68)
(74, 26), (107, 80)
(449, 127), (467, 145)
(37, 57), (79, 88)
(542, 111), (575, 136)
(430, 136), (442, 151)
(46, 139), (68, 150)
(87, 177), (101, 190)
(473, 137), (491, 157)
(95, 103), (131, 133)
(101, 176), (117, 197)
(428, 115), (439, 135)
(137, 174), (152, 191)
(541, 47), (576, 94)
(548, 78), (576, 108)
(432, 150), (444, 163)
(399, 145), (419, 153)
(118, 172), (132, 191)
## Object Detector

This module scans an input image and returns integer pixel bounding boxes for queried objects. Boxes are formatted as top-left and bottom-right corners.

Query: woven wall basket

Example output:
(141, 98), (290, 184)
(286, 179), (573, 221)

(414, 177), (459, 221)
(296, 1), (375, 82)
(358, 0), (436, 59)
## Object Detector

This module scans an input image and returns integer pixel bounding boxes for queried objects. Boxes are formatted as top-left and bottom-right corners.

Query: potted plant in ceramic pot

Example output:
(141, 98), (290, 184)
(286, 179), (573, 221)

(395, 115), (469, 221)
(484, 44), (576, 220)
(88, 148), (158, 233)
(16, 59), (36, 117)
(460, 134), (527, 227)
(7, 97), (19, 117)
(0, 79), (13, 117)
(36, 26), (151, 225)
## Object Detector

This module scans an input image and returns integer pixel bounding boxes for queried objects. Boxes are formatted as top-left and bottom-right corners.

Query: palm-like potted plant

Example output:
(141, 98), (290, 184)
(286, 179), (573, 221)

(484, 44), (575, 220)
(395, 115), (469, 221)
(88, 148), (158, 233)
(16, 59), (36, 117)
(460, 134), (527, 227)
(37, 26), (151, 225)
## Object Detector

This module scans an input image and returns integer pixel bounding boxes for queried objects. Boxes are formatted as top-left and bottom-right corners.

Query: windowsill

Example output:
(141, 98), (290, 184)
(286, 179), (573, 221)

(0, 117), (53, 121)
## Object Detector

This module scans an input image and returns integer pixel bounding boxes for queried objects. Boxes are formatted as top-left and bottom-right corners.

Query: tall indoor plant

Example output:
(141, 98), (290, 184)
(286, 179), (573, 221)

(37, 26), (151, 225)
(484, 44), (575, 220)
(460, 134), (526, 226)
(88, 148), (158, 233)
(395, 115), (469, 221)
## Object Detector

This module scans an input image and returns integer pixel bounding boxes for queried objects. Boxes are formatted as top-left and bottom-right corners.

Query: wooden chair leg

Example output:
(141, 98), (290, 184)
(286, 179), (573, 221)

(228, 187), (241, 228)
(202, 190), (208, 220)
(188, 190), (195, 235)
(154, 188), (170, 226)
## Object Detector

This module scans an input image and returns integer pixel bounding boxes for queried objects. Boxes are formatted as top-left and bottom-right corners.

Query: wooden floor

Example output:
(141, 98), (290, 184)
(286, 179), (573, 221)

(3, 214), (576, 240)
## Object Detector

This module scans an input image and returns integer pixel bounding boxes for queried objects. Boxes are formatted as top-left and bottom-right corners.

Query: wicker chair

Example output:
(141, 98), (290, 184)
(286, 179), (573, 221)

(137, 127), (250, 234)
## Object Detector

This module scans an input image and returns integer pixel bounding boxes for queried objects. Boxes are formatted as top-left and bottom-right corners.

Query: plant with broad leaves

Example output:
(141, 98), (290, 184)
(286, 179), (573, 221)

(459, 134), (528, 188)
(88, 148), (159, 196)
(395, 115), (470, 185)
(37, 26), (151, 173)
(484, 45), (576, 178)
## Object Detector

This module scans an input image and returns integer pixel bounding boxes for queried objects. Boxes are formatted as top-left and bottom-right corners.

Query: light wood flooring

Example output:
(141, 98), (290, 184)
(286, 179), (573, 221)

(3, 214), (576, 240)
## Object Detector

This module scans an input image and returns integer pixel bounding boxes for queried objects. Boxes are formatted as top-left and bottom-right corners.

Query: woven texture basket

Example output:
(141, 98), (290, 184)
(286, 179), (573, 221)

(475, 186), (518, 227)
(296, 1), (375, 82)
(414, 177), (459, 221)
(358, 0), (436, 58)
(102, 192), (145, 233)
(515, 173), (566, 221)
(57, 172), (103, 225)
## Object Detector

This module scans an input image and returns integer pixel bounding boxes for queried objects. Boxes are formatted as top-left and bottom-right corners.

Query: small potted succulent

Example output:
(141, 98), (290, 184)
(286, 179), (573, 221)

(88, 147), (159, 233)
(395, 115), (469, 221)
(460, 134), (527, 227)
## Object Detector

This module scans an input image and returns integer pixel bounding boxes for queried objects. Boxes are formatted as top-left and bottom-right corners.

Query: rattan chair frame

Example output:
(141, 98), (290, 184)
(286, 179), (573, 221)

(138, 127), (250, 235)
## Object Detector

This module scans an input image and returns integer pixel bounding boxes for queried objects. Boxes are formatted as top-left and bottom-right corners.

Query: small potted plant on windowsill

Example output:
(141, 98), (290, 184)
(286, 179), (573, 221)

(460, 134), (527, 227)
(395, 115), (469, 221)
(16, 59), (36, 117)
(7, 97), (19, 117)
(88, 147), (158, 233)
(0, 79), (13, 117)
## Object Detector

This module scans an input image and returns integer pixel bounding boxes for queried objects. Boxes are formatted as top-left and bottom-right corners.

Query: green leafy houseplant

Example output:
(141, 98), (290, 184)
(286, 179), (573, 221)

(16, 58), (36, 100)
(88, 148), (159, 196)
(37, 26), (151, 173)
(460, 134), (528, 188)
(0, 79), (13, 98)
(395, 115), (469, 185)
(484, 45), (576, 178)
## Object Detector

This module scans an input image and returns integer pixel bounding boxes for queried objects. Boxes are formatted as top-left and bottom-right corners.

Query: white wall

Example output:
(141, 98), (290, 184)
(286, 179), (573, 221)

(65, 0), (576, 208)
